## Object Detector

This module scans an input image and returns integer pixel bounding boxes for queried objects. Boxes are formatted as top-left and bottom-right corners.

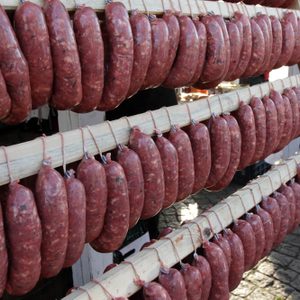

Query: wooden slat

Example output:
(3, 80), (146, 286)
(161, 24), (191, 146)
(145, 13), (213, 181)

(62, 153), (299, 300)
(0, 75), (299, 187)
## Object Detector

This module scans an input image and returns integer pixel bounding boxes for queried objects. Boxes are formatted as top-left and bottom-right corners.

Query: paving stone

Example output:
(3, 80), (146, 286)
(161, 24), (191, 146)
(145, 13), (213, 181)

(246, 272), (274, 288)
(289, 259), (300, 274)
(291, 275), (300, 292)
(249, 288), (276, 300)
(284, 235), (300, 247)
(275, 243), (299, 258)
(268, 252), (294, 267)
(266, 280), (295, 298)
(231, 280), (256, 297)
(257, 261), (279, 276)
(287, 290), (300, 300)
(273, 269), (298, 284)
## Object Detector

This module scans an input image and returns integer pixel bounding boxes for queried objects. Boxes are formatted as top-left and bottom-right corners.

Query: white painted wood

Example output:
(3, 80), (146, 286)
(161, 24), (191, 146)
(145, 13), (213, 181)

(0, 75), (300, 187)
(63, 152), (300, 300)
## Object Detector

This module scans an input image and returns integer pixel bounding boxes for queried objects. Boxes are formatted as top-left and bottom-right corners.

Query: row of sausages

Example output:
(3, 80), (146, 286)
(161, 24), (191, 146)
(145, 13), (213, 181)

(222, 0), (294, 7)
(96, 169), (300, 300)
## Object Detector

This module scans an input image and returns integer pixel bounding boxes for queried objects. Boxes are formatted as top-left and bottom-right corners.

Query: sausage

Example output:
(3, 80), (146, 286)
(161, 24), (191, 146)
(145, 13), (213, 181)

(91, 154), (129, 253)
(203, 242), (229, 300)
(72, 6), (104, 113)
(209, 114), (241, 191)
(224, 229), (244, 292)
(0, 70), (11, 120)
(44, 0), (82, 110)
(250, 97), (267, 163)
(242, 18), (265, 78)
(255, 206), (274, 258)
(289, 181), (300, 230)
(126, 11), (152, 98)
(98, 2), (133, 110)
(63, 171), (86, 268)
(200, 15), (226, 83)
(142, 16), (170, 89)
(261, 196), (281, 247)
(186, 122), (211, 193)
(35, 160), (68, 278)
(159, 267), (187, 300)
(181, 263), (202, 300)
(76, 154), (107, 243)
(129, 127), (164, 219)
(273, 192), (290, 247)
(233, 102), (256, 170)
(189, 18), (207, 84)
(262, 96), (278, 158)
(274, 18), (295, 68)
(283, 12), (298, 65)
(155, 133), (178, 208)
(143, 282), (171, 300)
(230, 13), (252, 80)
(163, 16), (200, 88)
(268, 16), (283, 71)
(168, 125), (194, 201)
(212, 233), (232, 268)
(192, 254), (212, 300)
(117, 146), (144, 228)
(245, 213), (266, 267)
(269, 90), (286, 150)
(205, 116), (231, 187)
(293, 87), (300, 137)
(284, 88), (300, 139)
(14, 2), (52, 110)
(232, 219), (256, 272)
(0, 203), (7, 298)
(224, 21), (242, 81)
(278, 184), (296, 234)
(289, 17), (300, 65)
(4, 182), (41, 295)
(0, 5), (31, 125)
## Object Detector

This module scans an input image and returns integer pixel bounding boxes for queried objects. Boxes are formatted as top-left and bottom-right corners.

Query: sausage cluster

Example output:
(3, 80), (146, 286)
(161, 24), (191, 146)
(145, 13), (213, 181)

(221, 0), (294, 8)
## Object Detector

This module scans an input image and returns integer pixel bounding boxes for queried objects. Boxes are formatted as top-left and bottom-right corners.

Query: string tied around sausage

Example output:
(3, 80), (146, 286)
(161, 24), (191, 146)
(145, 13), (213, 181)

(121, 261), (145, 287)
(233, 193), (249, 217)
(58, 132), (67, 175)
(148, 110), (162, 136)
(76, 286), (92, 300)
(107, 121), (123, 151)
(185, 103), (196, 125)
(2, 146), (14, 183)
(142, 246), (166, 271)
(221, 199), (237, 225)
(209, 209), (229, 235)
(160, 236), (184, 268)
(201, 213), (219, 241)
(40, 134), (51, 166)
(182, 225), (198, 256)
(87, 126), (106, 164)
(79, 127), (89, 159)
(261, 173), (276, 195)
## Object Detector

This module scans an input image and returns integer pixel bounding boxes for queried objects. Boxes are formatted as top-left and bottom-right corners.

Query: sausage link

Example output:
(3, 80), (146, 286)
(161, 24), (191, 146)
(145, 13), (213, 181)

(163, 16), (200, 88)
(76, 155), (107, 243)
(143, 282), (171, 300)
(289, 17), (300, 65)
(44, 0), (82, 110)
(155, 134), (178, 208)
(98, 2), (133, 110)
(284, 88), (300, 139)
(232, 219), (256, 272)
(0, 70), (11, 120)
(72, 6), (104, 113)
(192, 254), (212, 300)
(0, 203), (7, 298)
(117, 146), (144, 228)
(159, 268), (187, 300)
(181, 264), (202, 300)
(0, 5), (31, 125)
(286, 12), (300, 65)
(289, 181), (300, 230)
(293, 87), (300, 137)
(35, 161), (68, 278)
(63, 172), (86, 268)
(262, 96), (278, 158)
(126, 11), (152, 98)
(14, 2), (52, 110)
(186, 122), (211, 193)
(205, 116), (231, 187)
(129, 127), (164, 219)
(213, 233), (232, 268)
(268, 16), (283, 71)
(168, 125), (194, 201)
(5, 182), (41, 296)
(91, 154), (129, 253)
(234, 102), (256, 170)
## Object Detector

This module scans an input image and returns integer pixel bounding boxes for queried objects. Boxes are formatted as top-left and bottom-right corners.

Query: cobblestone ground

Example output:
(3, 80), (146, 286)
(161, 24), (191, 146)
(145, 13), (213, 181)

(159, 185), (300, 300)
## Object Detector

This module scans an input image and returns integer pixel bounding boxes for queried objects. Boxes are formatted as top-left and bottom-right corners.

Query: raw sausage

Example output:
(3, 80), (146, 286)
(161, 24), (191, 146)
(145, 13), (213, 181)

(117, 146), (144, 228)
(129, 127), (164, 219)
(268, 16), (283, 71)
(186, 122), (211, 193)
(181, 263), (202, 300)
(14, 2), (53, 110)
(91, 154), (129, 253)
(0, 203), (7, 298)
(5, 182), (42, 296)
(98, 2), (133, 110)
(213, 233), (232, 268)
(289, 17), (300, 65)
(143, 282), (171, 300)
(289, 181), (300, 230)
(293, 87), (300, 137)
(63, 171), (86, 268)
(0, 70), (11, 120)
(35, 160), (68, 278)
(283, 12), (298, 65)
(44, 0), (82, 110)
(73, 6), (104, 113)
(0, 5), (31, 125)
(77, 154), (107, 243)
(168, 125), (194, 201)
(284, 88), (300, 139)
(155, 133), (178, 208)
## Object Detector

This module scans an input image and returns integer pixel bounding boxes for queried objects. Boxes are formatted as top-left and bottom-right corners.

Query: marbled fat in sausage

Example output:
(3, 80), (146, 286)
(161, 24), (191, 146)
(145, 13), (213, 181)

(77, 154), (107, 243)
(91, 154), (129, 253)
(181, 264), (202, 300)
(5, 183), (41, 296)
(268, 16), (283, 71)
(168, 125), (194, 201)
(0, 5), (31, 125)
(117, 146), (144, 228)
(73, 6), (104, 113)
(143, 282), (171, 300)
(0, 203), (7, 298)
(44, 0), (82, 110)
(289, 181), (300, 230)
(63, 172), (86, 268)
(129, 127), (164, 219)
(284, 88), (300, 139)
(35, 161), (68, 278)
